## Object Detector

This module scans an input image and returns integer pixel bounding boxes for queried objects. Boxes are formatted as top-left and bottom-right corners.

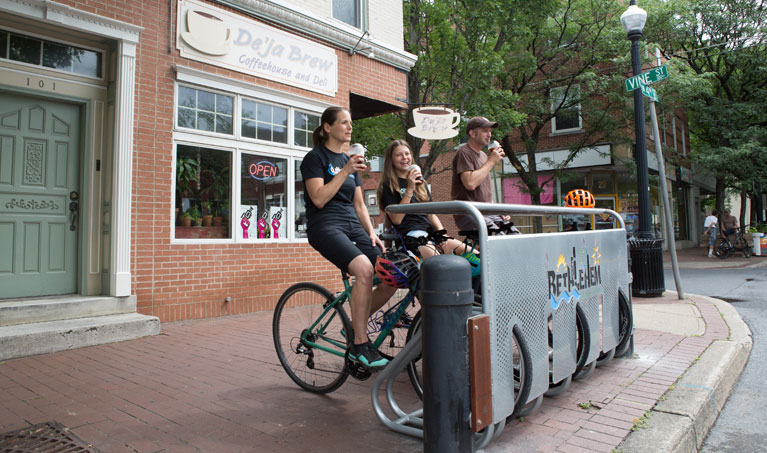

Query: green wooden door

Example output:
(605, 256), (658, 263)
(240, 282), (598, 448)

(0, 92), (81, 298)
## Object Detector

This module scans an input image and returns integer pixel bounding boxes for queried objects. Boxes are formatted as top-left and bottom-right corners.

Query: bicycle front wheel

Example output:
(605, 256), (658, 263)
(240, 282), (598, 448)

(273, 282), (351, 393)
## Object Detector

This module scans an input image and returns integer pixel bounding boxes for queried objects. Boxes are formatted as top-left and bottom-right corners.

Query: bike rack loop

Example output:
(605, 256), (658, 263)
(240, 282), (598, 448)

(371, 201), (627, 446)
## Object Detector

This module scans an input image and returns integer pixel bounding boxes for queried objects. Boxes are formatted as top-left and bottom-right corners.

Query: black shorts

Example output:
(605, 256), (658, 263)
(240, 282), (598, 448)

(308, 221), (381, 274)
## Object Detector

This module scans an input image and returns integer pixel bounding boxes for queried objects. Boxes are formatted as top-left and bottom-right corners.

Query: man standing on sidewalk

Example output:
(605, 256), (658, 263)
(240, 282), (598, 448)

(451, 116), (508, 231)
(704, 209), (719, 257)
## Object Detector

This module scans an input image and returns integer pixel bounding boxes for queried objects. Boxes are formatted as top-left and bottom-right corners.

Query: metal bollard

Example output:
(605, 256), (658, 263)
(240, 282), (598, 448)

(421, 254), (474, 453)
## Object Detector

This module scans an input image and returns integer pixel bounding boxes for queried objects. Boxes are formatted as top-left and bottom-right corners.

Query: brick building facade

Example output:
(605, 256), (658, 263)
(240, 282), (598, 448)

(0, 0), (415, 322)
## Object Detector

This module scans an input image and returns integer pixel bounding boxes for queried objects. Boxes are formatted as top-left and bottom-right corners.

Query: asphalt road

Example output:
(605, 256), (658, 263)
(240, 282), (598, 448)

(663, 263), (767, 453)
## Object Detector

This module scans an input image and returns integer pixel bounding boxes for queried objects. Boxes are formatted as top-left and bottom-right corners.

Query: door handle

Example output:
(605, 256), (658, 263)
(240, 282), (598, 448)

(69, 191), (79, 231)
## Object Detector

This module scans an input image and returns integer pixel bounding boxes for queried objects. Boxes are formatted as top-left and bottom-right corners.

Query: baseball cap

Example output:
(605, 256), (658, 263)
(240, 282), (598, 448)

(466, 116), (499, 133)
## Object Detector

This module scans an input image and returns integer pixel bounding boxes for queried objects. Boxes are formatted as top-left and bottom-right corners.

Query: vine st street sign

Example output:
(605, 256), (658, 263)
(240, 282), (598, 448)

(624, 65), (669, 92)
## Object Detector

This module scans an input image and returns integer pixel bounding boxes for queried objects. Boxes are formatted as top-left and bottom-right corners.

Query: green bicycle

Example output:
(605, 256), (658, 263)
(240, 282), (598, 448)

(272, 245), (421, 393)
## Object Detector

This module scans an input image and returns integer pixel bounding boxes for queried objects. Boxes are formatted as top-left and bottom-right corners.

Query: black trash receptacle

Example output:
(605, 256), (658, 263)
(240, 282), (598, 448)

(629, 239), (665, 297)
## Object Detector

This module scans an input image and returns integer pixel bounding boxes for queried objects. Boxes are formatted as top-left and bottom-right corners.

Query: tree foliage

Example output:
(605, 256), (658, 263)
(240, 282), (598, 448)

(645, 0), (767, 217)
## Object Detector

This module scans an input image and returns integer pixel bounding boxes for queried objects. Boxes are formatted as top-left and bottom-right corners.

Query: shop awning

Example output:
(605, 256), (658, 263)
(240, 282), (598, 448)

(349, 92), (405, 120)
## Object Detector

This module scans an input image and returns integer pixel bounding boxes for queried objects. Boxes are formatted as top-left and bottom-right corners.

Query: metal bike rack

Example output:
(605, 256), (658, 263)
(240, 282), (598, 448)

(371, 201), (632, 444)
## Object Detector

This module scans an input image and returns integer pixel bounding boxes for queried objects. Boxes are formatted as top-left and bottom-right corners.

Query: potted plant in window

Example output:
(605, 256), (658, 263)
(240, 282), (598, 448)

(180, 209), (193, 227)
(201, 200), (214, 227)
(186, 205), (202, 226)
(176, 155), (200, 196)
(203, 165), (230, 228)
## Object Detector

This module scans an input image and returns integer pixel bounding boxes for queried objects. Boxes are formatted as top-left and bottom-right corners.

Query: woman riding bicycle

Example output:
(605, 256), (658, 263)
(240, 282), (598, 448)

(377, 139), (469, 259)
(300, 106), (396, 371)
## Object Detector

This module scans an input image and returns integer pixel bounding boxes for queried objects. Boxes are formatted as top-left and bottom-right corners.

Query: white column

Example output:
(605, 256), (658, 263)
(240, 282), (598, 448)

(110, 40), (136, 297)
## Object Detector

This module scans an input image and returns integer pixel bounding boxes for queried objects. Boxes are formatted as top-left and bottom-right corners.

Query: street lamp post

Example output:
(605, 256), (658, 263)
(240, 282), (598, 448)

(621, 1), (665, 297)
(621, 1), (651, 239)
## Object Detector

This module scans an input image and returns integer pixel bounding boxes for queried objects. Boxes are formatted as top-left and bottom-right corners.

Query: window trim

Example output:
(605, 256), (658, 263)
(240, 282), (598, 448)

(550, 85), (582, 134)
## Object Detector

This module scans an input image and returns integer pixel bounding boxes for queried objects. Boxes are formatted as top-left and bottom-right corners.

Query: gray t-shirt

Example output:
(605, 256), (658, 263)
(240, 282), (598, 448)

(451, 143), (493, 230)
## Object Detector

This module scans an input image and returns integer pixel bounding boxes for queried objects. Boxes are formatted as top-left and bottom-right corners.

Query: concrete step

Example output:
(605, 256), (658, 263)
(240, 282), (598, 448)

(0, 296), (137, 327)
(0, 313), (161, 361)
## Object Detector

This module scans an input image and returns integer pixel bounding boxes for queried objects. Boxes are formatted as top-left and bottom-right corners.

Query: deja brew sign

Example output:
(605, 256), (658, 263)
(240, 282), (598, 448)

(177, 0), (338, 96)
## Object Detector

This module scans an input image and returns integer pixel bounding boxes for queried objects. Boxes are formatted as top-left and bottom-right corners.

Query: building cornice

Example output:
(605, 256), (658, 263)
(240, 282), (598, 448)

(1, 0), (142, 42)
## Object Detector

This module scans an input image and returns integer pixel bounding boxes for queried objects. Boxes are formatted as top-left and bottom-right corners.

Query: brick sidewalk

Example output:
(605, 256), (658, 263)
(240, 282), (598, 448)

(0, 294), (727, 453)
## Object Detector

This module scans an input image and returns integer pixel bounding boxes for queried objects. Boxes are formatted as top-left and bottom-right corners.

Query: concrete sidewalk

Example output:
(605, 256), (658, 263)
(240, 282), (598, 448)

(0, 253), (758, 452)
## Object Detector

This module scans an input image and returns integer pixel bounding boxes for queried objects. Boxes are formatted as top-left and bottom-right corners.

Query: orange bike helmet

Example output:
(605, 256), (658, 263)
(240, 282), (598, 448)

(564, 189), (595, 208)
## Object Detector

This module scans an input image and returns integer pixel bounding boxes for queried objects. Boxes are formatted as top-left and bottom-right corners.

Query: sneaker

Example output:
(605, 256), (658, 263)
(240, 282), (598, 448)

(348, 342), (389, 370)
(708, 254), (714, 258)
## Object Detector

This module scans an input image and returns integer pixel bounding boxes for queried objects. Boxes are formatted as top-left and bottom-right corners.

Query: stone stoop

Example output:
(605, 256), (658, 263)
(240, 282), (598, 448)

(0, 296), (160, 361)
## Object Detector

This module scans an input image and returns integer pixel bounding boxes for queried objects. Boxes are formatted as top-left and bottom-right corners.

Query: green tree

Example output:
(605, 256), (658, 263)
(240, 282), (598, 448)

(498, 0), (631, 216)
(646, 0), (767, 224)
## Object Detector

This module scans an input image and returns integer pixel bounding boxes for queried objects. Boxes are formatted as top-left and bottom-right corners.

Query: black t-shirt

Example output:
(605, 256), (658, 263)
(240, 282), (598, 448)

(300, 145), (362, 229)
(379, 177), (432, 236)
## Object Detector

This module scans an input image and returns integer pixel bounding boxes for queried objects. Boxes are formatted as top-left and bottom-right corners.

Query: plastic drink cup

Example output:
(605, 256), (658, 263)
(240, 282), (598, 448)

(408, 164), (424, 184)
(488, 140), (500, 151)
(348, 143), (366, 156)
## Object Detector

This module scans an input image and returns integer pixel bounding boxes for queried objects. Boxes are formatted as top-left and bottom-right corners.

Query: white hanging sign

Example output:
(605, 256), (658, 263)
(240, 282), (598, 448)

(177, 0), (338, 96)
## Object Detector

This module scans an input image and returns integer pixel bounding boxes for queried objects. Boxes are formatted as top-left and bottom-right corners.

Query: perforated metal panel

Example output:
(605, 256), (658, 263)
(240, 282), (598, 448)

(483, 229), (630, 424)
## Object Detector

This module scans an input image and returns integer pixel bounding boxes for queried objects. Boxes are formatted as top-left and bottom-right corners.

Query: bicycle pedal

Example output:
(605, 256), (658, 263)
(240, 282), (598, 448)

(344, 357), (372, 381)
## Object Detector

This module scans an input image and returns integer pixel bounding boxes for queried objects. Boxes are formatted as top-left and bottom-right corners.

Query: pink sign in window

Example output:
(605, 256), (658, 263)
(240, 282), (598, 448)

(503, 175), (554, 205)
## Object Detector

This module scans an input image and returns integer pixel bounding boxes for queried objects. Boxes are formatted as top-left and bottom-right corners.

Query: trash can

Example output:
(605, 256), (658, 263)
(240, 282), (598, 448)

(752, 233), (764, 256)
(629, 239), (665, 297)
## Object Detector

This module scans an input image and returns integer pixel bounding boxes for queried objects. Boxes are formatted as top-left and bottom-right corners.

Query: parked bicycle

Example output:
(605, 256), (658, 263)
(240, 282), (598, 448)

(272, 229), (450, 393)
(714, 225), (751, 259)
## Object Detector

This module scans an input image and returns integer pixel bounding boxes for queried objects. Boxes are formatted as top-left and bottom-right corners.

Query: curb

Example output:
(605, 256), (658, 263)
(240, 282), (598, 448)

(619, 296), (752, 452)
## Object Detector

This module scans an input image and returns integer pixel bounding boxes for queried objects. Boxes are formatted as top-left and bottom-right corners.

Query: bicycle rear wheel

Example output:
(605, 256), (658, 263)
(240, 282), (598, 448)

(273, 282), (351, 393)
(714, 238), (732, 259)
(737, 236), (751, 258)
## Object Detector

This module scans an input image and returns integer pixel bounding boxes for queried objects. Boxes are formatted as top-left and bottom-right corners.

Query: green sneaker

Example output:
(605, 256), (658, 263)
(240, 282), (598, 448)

(348, 342), (389, 370)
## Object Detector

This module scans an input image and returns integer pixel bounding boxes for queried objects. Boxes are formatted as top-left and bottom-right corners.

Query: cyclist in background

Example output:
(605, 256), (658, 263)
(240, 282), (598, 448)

(704, 209), (719, 258)
(377, 139), (469, 259)
(300, 106), (396, 371)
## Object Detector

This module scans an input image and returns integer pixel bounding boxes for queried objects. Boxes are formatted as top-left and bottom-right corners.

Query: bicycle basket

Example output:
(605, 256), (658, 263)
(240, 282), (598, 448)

(375, 250), (421, 288)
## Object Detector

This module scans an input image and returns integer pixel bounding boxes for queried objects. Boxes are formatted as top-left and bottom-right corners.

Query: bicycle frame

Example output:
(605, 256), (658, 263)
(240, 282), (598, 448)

(299, 276), (419, 359)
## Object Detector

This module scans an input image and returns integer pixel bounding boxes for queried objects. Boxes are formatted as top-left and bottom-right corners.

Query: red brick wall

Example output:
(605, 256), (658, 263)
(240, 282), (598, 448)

(54, 0), (407, 321)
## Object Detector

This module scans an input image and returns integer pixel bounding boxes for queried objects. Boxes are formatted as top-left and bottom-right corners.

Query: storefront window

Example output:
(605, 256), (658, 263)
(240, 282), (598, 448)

(175, 145), (232, 239)
(591, 173), (614, 194)
(241, 99), (287, 143)
(177, 86), (233, 134)
(294, 111), (320, 148)
(239, 153), (287, 240)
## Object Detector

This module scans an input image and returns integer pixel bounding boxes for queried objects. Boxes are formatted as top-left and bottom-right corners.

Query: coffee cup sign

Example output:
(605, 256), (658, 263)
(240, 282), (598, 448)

(182, 9), (232, 56)
(408, 107), (461, 140)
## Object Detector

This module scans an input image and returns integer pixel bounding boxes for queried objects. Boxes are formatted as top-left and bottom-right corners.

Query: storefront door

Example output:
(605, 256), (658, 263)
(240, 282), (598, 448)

(0, 91), (81, 298)
(594, 196), (617, 230)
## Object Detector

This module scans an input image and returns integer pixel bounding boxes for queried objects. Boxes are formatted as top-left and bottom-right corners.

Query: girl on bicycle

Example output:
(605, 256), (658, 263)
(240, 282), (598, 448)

(300, 106), (396, 371)
(377, 139), (470, 259)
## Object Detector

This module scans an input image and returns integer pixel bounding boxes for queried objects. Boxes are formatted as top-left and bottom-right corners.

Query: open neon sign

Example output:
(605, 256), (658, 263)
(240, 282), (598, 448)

(249, 161), (279, 180)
